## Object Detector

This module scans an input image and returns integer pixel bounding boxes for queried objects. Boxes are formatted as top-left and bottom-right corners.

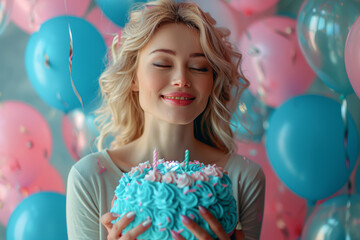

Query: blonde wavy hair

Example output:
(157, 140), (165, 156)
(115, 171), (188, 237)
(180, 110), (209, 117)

(95, 0), (249, 154)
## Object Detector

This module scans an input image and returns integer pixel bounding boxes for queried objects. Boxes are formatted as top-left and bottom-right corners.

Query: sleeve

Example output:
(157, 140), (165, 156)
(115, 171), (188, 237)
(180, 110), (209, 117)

(66, 166), (101, 240)
(238, 167), (266, 240)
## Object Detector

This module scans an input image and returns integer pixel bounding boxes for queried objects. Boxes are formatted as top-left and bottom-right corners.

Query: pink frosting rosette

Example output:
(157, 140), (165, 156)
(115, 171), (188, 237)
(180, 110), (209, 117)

(191, 171), (209, 182)
(162, 171), (178, 184)
(144, 169), (162, 182)
(176, 173), (194, 188)
(202, 164), (223, 178)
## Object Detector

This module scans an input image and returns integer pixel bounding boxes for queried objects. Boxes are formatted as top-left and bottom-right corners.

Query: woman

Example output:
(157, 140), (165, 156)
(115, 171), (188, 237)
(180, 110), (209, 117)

(66, 0), (265, 239)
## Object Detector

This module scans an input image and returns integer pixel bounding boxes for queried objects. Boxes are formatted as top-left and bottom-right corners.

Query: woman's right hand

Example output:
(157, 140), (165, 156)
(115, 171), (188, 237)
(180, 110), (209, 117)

(101, 197), (152, 240)
(101, 211), (152, 240)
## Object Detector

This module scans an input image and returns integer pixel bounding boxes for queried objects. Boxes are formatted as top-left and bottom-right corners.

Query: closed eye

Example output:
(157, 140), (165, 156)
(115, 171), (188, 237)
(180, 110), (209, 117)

(153, 63), (171, 68)
(191, 67), (209, 72)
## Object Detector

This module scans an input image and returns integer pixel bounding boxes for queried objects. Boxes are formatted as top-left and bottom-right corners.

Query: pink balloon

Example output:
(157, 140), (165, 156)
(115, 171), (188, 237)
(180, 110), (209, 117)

(0, 0), (13, 35)
(0, 164), (64, 226)
(228, 0), (279, 16)
(0, 101), (52, 187)
(236, 141), (306, 240)
(345, 16), (360, 99)
(61, 110), (98, 161)
(0, 183), (27, 226)
(10, 0), (91, 33)
(239, 16), (315, 107)
(86, 6), (122, 47)
(27, 164), (65, 194)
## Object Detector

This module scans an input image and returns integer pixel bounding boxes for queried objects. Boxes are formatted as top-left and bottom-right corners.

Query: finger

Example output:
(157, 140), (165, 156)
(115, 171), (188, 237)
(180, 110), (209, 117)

(109, 211), (136, 239)
(181, 214), (213, 240)
(170, 230), (186, 240)
(198, 206), (229, 240)
(121, 218), (152, 240)
(101, 212), (119, 233)
(235, 230), (244, 240)
(111, 195), (117, 208)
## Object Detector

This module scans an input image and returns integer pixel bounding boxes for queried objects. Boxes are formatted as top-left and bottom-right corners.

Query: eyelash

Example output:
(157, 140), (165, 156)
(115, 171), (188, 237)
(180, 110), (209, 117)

(153, 64), (208, 72)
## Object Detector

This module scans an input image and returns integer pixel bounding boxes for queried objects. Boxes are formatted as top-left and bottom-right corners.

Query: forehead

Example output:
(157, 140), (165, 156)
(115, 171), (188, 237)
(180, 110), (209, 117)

(140, 23), (203, 55)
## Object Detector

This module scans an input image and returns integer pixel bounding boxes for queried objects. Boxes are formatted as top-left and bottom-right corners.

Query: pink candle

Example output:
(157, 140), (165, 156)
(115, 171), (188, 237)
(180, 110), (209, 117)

(153, 148), (158, 170)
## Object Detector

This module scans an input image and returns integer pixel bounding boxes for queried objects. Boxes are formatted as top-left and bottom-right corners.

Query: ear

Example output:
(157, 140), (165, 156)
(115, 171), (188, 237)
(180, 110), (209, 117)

(131, 77), (139, 92)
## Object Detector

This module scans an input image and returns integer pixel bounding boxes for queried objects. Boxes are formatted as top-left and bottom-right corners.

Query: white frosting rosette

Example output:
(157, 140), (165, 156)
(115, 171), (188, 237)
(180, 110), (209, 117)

(144, 169), (162, 182)
(191, 171), (209, 182)
(162, 171), (177, 184)
(202, 164), (223, 178)
(176, 173), (194, 188)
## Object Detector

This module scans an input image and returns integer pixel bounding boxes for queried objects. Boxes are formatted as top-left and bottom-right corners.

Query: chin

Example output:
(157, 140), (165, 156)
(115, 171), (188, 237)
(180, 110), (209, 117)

(161, 114), (198, 126)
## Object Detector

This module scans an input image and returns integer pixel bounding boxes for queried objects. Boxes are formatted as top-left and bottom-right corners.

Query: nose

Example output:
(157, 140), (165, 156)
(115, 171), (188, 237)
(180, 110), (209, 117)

(172, 68), (191, 88)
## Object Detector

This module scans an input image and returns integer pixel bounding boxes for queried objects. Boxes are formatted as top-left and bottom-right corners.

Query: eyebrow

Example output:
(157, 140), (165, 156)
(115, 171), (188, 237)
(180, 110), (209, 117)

(149, 49), (206, 58)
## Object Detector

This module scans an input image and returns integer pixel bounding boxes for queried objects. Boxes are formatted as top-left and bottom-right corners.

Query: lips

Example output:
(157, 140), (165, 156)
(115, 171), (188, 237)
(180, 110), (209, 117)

(161, 92), (195, 106)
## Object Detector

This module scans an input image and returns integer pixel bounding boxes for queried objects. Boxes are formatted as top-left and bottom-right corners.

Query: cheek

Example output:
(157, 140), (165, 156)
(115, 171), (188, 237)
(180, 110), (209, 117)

(138, 73), (164, 97)
(199, 78), (213, 97)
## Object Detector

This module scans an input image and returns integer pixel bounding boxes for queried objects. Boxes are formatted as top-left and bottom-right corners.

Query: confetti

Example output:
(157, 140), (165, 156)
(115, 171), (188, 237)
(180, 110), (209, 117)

(97, 158), (106, 174)
(27, 141), (34, 149)
(19, 125), (27, 134)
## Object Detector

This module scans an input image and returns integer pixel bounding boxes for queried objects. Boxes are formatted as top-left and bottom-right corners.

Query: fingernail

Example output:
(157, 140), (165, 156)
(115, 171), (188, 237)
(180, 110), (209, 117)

(199, 206), (207, 214)
(112, 213), (120, 218)
(236, 222), (243, 230)
(142, 219), (152, 227)
(126, 211), (135, 218)
(171, 230), (180, 239)
(181, 215), (190, 224)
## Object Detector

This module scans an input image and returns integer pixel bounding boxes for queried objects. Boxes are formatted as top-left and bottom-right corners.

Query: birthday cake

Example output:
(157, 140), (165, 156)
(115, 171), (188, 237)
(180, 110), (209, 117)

(110, 150), (238, 240)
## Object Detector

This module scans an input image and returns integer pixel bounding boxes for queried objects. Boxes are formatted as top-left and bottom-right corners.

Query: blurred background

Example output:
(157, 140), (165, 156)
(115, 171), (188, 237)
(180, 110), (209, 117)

(1, 0), (360, 239)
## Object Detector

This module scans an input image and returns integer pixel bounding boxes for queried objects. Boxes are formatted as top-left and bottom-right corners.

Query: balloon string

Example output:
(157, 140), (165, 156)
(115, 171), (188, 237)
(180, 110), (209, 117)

(68, 25), (84, 110)
(63, 0), (84, 110)
(29, 0), (38, 29)
(245, 31), (266, 103)
(340, 95), (352, 196)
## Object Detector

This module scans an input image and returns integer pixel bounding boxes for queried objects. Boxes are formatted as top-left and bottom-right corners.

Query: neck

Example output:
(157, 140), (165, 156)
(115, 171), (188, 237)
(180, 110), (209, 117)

(132, 114), (201, 162)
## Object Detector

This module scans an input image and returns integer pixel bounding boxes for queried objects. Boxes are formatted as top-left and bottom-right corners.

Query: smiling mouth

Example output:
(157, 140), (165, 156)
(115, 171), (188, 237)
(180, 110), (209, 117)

(162, 96), (195, 100)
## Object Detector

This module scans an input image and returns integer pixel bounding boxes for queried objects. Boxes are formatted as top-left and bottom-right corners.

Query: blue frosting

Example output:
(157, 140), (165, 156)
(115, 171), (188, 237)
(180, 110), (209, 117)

(111, 161), (238, 240)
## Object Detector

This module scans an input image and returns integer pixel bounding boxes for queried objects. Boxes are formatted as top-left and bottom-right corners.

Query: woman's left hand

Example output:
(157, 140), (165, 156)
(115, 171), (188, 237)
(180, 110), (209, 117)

(170, 206), (232, 240)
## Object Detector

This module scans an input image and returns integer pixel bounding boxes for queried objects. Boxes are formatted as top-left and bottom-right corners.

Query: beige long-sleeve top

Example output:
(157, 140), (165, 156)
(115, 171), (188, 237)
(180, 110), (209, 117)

(66, 150), (265, 240)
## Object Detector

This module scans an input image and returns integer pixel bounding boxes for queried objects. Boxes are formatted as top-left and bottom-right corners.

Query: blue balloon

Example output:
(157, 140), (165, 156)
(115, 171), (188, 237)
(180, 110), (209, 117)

(356, 164), (360, 194)
(95, 0), (147, 28)
(6, 192), (67, 240)
(231, 90), (273, 142)
(297, 0), (360, 94)
(266, 95), (359, 201)
(25, 16), (106, 113)
(302, 194), (360, 240)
